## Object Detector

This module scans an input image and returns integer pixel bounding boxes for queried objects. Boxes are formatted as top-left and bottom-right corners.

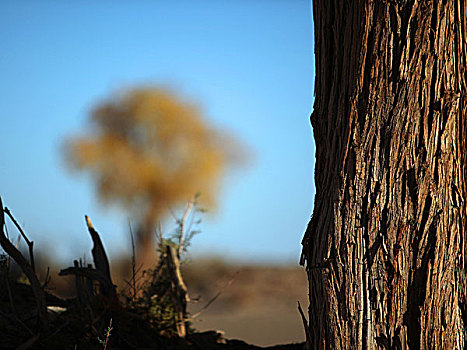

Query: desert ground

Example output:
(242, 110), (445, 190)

(182, 259), (308, 346)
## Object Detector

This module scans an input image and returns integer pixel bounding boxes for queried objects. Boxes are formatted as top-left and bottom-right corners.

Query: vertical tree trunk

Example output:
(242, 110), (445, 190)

(137, 204), (161, 268)
(301, 1), (466, 349)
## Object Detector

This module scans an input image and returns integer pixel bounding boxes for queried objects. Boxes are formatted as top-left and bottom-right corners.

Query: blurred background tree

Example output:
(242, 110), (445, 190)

(64, 88), (247, 266)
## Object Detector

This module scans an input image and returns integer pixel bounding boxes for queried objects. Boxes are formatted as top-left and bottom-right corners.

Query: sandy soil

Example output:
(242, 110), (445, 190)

(183, 261), (309, 347)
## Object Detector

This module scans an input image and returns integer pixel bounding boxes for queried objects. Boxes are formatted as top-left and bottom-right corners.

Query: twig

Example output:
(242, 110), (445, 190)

(297, 301), (311, 346)
(178, 200), (194, 258)
(0, 196), (49, 332)
(5, 270), (17, 314)
(4, 216), (9, 240)
(41, 319), (71, 343)
(189, 271), (238, 320)
(0, 309), (16, 323)
(168, 207), (179, 224)
(42, 266), (51, 289)
(0, 309), (35, 339)
(8, 234), (21, 272)
(5, 278), (34, 335)
(14, 334), (39, 350)
(154, 222), (163, 246)
(123, 263), (144, 299)
(102, 318), (112, 350)
(3, 207), (36, 273)
(128, 220), (137, 300)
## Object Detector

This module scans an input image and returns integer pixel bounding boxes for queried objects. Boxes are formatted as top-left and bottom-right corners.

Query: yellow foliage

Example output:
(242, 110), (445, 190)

(64, 88), (247, 245)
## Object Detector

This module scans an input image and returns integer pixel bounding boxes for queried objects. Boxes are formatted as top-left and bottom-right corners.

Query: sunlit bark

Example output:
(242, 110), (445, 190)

(302, 1), (467, 348)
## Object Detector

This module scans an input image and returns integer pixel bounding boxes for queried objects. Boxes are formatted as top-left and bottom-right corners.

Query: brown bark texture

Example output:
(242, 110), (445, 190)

(301, 1), (467, 349)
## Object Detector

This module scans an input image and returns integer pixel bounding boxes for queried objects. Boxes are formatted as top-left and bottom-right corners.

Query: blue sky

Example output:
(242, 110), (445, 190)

(0, 1), (315, 264)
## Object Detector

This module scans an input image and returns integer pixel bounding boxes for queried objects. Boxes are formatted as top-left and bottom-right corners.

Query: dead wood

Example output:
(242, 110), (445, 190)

(0, 195), (49, 333)
(3, 207), (36, 273)
(58, 264), (114, 297)
(58, 215), (116, 314)
(165, 245), (189, 337)
(85, 215), (115, 296)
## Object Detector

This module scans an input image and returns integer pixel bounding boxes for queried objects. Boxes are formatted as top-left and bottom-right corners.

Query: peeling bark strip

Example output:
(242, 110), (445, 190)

(302, 1), (466, 349)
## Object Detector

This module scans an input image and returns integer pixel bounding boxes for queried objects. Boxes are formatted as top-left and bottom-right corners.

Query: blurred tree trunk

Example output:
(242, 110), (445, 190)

(135, 200), (167, 268)
(301, 1), (466, 349)
(137, 213), (159, 268)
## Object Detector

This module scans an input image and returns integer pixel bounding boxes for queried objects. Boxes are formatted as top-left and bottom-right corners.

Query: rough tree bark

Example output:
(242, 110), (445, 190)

(301, 1), (466, 349)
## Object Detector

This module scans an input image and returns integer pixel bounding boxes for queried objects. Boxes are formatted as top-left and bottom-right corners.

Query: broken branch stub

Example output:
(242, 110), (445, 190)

(85, 215), (116, 297)
(59, 215), (116, 299)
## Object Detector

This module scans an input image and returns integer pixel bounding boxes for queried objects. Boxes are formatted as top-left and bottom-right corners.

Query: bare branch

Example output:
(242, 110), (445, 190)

(59, 266), (114, 291)
(165, 245), (189, 337)
(128, 219), (137, 300)
(189, 271), (238, 320)
(178, 199), (194, 258)
(0, 196), (49, 332)
(3, 207), (36, 273)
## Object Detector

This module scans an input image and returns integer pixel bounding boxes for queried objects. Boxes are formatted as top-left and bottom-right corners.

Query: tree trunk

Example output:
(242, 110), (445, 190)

(136, 204), (161, 268)
(301, 1), (466, 349)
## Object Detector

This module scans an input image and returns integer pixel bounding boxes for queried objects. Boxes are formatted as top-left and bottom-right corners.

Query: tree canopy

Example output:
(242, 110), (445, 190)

(64, 88), (247, 251)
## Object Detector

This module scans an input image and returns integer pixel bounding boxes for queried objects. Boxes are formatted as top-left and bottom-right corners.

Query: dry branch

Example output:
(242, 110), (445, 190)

(59, 265), (114, 289)
(189, 271), (238, 321)
(59, 216), (116, 299)
(0, 195), (49, 332)
(85, 216), (114, 292)
(3, 207), (36, 273)
(165, 245), (189, 337)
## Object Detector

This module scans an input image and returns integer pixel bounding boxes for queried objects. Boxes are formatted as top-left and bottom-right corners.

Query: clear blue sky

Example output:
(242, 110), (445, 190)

(0, 1), (315, 264)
